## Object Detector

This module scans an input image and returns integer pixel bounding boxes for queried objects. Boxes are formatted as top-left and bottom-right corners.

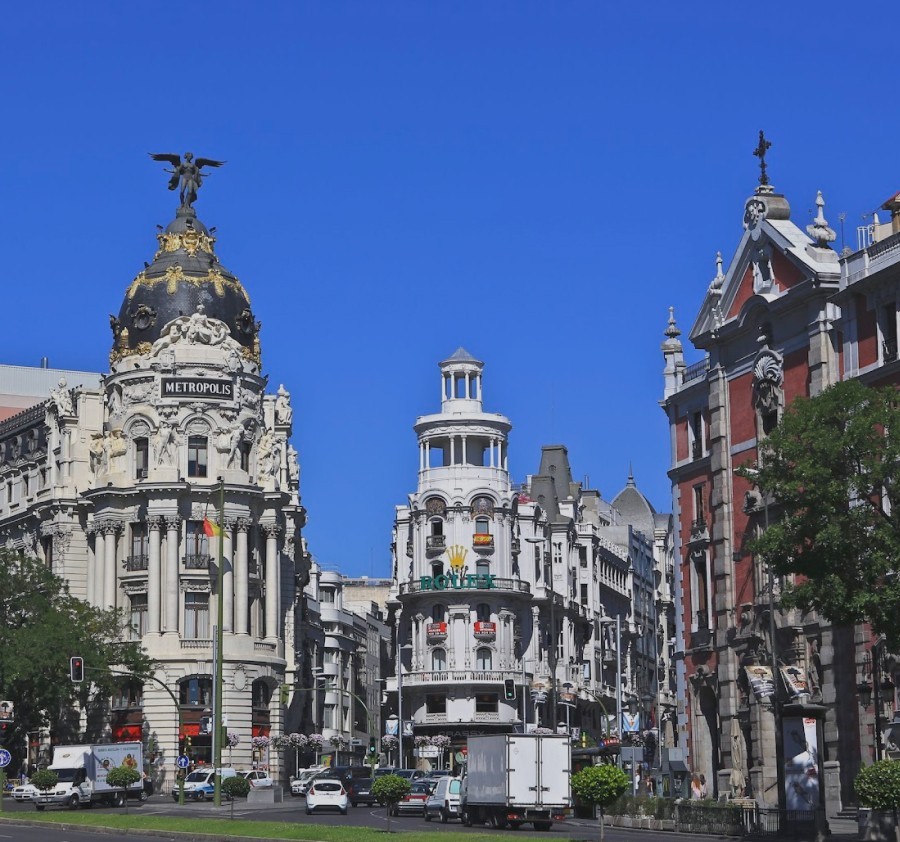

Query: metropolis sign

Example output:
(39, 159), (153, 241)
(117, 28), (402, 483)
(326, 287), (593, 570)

(161, 377), (234, 400)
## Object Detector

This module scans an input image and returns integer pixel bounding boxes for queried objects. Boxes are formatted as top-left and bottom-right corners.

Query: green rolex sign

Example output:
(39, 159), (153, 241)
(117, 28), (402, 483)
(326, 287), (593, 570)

(420, 572), (496, 591)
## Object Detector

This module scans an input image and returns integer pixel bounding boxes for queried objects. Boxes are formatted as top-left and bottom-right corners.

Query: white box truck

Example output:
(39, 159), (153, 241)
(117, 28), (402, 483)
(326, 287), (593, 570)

(460, 733), (571, 830)
(34, 742), (144, 809)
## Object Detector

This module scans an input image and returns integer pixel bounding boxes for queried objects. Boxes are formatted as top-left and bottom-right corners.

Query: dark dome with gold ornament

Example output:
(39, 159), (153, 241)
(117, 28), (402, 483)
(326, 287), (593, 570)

(109, 153), (261, 366)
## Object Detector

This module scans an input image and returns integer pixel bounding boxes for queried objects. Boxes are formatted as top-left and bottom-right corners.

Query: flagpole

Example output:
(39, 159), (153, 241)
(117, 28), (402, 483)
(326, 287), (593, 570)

(213, 478), (225, 807)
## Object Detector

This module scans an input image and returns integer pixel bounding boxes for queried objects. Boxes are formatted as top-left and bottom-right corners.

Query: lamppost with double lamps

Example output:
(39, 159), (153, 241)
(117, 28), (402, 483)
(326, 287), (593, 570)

(599, 615), (623, 764)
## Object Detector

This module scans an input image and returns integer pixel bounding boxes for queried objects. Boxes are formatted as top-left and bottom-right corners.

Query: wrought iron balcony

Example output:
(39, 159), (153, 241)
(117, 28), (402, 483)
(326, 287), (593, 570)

(473, 534), (494, 550)
(426, 535), (446, 553)
(473, 621), (496, 638)
(124, 555), (149, 572)
(183, 554), (211, 570)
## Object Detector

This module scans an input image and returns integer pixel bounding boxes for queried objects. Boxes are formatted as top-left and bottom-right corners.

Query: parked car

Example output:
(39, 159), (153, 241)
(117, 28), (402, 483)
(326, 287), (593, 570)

(171, 768), (237, 801)
(375, 768), (426, 781)
(239, 769), (273, 788)
(313, 765), (370, 785)
(391, 780), (433, 815)
(347, 777), (377, 807)
(305, 778), (348, 815)
(290, 769), (321, 797)
(12, 783), (39, 802)
(424, 776), (462, 823)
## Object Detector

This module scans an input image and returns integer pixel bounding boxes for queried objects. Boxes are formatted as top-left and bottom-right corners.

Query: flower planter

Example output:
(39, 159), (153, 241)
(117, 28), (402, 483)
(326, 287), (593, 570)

(859, 808), (899, 842)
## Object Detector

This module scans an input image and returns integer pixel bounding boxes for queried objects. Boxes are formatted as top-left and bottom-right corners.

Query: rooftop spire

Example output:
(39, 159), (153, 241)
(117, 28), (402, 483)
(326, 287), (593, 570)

(149, 152), (226, 214)
(806, 190), (837, 248)
(709, 250), (725, 293)
(664, 306), (681, 339)
(753, 130), (773, 193)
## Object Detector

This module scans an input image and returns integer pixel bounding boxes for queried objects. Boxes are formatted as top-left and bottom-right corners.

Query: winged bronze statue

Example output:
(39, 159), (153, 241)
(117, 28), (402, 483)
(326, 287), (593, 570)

(149, 152), (226, 210)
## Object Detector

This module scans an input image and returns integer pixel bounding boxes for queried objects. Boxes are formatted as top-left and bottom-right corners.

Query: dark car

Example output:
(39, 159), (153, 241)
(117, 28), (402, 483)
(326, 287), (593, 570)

(315, 766), (371, 785)
(347, 777), (377, 807)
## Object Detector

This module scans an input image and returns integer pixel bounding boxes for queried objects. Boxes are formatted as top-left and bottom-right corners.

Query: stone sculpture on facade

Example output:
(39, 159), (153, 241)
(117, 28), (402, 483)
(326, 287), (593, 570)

(90, 433), (108, 473)
(150, 306), (243, 358)
(275, 385), (293, 425)
(153, 422), (178, 467)
(287, 445), (299, 486)
(48, 378), (74, 417)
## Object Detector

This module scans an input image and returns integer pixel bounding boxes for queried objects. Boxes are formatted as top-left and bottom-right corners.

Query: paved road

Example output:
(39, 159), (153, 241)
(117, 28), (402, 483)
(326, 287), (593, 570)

(0, 795), (860, 842)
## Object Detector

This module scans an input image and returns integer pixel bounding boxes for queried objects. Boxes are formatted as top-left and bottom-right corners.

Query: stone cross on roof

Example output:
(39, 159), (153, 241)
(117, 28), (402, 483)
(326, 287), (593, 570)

(753, 130), (772, 187)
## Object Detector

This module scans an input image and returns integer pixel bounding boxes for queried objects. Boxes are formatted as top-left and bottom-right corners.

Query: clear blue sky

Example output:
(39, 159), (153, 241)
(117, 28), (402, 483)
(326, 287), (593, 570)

(2, 2), (896, 576)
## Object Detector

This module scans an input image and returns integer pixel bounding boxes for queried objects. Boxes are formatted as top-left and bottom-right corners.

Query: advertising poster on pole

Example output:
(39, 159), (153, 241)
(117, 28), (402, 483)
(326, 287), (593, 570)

(783, 715), (819, 810)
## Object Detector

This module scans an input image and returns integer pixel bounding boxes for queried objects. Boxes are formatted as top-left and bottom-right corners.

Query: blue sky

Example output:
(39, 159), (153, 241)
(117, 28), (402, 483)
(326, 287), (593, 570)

(2, 2), (896, 576)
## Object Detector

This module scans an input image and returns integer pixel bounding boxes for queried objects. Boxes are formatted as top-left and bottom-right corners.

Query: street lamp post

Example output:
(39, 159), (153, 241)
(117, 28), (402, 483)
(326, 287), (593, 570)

(599, 615), (623, 763)
(526, 535), (557, 728)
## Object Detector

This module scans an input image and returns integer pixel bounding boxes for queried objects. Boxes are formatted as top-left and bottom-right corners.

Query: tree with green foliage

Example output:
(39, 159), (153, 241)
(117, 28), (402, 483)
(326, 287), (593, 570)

(222, 774), (251, 818)
(371, 774), (411, 832)
(30, 769), (58, 795)
(106, 765), (141, 813)
(571, 763), (629, 841)
(855, 760), (900, 811)
(0, 549), (154, 769)
(741, 380), (900, 650)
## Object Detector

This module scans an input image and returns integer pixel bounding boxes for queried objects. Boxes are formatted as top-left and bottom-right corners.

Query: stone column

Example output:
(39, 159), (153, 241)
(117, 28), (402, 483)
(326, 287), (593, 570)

(263, 523), (281, 641)
(234, 518), (250, 636)
(88, 527), (101, 606)
(223, 519), (234, 633)
(148, 516), (163, 635)
(164, 516), (180, 633)
(103, 522), (119, 610)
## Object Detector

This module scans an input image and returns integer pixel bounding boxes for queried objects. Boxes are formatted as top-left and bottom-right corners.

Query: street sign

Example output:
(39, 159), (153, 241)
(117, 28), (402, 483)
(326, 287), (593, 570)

(0, 749), (11, 767)
(177, 754), (190, 769)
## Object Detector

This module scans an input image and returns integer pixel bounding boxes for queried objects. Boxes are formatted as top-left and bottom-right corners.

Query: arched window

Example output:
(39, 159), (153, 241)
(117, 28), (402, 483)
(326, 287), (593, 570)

(252, 679), (272, 709)
(433, 604), (446, 623)
(475, 603), (491, 622)
(178, 676), (213, 706)
(476, 648), (493, 670)
(475, 518), (490, 535)
(432, 648), (447, 671)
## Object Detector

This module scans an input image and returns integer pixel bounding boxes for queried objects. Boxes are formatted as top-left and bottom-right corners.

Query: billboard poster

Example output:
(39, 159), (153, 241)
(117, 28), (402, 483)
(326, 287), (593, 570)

(783, 715), (819, 810)
(745, 665), (776, 699)
(780, 665), (811, 698)
(622, 712), (641, 733)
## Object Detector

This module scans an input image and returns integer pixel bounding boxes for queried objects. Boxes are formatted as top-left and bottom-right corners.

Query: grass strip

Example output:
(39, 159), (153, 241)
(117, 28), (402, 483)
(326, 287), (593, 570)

(0, 811), (512, 842)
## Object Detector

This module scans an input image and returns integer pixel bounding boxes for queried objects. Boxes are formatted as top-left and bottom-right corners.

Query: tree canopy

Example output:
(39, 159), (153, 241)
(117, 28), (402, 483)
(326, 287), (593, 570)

(0, 549), (153, 765)
(743, 379), (900, 648)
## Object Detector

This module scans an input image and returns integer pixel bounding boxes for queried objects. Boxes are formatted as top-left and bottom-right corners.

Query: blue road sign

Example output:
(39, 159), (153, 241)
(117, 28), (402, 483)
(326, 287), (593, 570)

(0, 749), (11, 768)
(176, 754), (190, 769)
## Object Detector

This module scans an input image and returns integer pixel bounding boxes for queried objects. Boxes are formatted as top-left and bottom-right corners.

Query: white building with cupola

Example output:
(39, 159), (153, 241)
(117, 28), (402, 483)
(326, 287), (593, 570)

(0, 171), (312, 787)
(388, 349), (675, 772)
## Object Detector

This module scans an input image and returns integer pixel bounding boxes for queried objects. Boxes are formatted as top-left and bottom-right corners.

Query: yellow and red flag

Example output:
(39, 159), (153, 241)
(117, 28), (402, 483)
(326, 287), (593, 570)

(203, 518), (222, 538)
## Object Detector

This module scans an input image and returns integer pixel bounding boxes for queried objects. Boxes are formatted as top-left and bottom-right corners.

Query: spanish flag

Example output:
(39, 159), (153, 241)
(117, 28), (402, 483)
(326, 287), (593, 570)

(203, 518), (223, 538)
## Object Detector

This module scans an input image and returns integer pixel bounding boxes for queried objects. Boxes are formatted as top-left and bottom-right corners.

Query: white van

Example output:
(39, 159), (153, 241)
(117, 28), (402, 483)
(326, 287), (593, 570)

(424, 776), (462, 822)
(172, 767), (237, 801)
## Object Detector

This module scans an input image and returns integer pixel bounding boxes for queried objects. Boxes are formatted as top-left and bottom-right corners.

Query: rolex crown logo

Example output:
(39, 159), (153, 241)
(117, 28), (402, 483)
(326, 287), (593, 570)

(446, 545), (467, 570)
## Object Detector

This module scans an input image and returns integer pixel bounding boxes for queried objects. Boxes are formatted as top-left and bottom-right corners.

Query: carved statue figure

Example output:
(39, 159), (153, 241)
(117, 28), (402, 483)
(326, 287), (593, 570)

(153, 422), (178, 467)
(49, 378), (74, 416)
(257, 431), (277, 478)
(107, 429), (127, 471)
(151, 307), (244, 357)
(275, 385), (293, 425)
(287, 445), (299, 485)
(149, 152), (225, 210)
(90, 433), (108, 473)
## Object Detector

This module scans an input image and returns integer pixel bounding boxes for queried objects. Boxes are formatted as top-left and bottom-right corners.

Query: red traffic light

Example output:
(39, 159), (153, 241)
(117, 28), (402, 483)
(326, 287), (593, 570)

(70, 656), (84, 683)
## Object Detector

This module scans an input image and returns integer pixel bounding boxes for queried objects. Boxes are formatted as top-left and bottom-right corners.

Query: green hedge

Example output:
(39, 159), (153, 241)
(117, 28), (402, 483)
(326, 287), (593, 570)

(856, 760), (900, 810)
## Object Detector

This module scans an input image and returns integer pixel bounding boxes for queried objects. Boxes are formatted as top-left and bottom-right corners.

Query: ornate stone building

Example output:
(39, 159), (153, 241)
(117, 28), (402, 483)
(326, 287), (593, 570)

(0, 181), (310, 786)
(388, 349), (674, 772)
(658, 144), (900, 813)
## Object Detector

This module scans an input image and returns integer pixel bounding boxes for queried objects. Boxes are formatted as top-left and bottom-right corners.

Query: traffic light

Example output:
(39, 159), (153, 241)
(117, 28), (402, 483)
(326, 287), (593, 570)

(0, 720), (10, 744)
(70, 656), (84, 683)
(504, 679), (517, 701)
(368, 736), (377, 757)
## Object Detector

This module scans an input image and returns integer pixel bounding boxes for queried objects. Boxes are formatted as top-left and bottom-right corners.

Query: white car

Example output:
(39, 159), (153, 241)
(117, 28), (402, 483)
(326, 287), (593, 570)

(12, 783), (39, 802)
(239, 769), (273, 788)
(291, 769), (320, 797)
(305, 778), (348, 815)
(424, 776), (462, 822)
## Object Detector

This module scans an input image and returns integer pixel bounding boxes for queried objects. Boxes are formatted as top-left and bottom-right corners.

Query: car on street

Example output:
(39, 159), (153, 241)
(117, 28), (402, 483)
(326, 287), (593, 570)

(391, 780), (433, 815)
(347, 777), (377, 807)
(375, 768), (426, 781)
(12, 783), (39, 802)
(239, 769), (273, 788)
(171, 768), (237, 801)
(424, 776), (462, 823)
(305, 778), (348, 815)
(290, 768), (321, 797)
